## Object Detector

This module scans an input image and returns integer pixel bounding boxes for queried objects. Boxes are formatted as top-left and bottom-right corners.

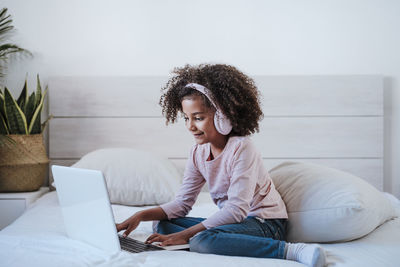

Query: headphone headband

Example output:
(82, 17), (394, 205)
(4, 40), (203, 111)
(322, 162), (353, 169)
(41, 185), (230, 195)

(185, 83), (218, 109)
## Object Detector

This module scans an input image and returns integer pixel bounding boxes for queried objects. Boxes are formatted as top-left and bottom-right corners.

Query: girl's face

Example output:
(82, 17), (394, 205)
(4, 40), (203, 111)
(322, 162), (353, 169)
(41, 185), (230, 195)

(181, 96), (222, 145)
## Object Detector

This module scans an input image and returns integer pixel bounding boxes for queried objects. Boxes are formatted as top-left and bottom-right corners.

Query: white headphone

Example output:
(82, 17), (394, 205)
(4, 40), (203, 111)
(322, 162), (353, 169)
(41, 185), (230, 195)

(185, 83), (233, 135)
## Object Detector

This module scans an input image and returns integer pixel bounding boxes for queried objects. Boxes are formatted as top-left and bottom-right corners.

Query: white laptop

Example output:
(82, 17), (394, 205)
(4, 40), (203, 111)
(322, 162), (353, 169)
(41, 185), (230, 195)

(52, 165), (189, 253)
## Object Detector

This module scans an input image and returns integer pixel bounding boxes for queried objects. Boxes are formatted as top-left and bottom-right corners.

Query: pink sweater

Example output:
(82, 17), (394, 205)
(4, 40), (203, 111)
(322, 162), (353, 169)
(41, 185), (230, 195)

(160, 136), (288, 229)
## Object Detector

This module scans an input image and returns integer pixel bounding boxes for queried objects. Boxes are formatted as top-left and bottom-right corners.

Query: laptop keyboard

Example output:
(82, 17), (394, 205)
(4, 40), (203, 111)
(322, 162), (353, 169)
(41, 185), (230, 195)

(118, 235), (164, 253)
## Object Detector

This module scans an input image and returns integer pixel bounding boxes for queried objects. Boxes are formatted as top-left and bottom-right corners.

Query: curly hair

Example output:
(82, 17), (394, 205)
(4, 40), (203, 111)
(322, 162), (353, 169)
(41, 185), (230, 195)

(159, 63), (264, 136)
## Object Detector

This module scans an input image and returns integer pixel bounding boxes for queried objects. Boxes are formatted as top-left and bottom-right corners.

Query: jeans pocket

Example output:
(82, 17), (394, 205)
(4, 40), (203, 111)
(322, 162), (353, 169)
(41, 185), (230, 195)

(260, 219), (286, 240)
(274, 228), (281, 240)
(274, 219), (287, 241)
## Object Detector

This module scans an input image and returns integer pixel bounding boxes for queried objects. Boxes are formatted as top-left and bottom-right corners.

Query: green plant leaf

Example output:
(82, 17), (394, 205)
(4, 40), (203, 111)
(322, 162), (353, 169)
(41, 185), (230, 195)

(16, 79), (28, 113)
(0, 112), (9, 134)
(0, 134), (16, 147)
(4, 87), (27, 134)
(28, 86), (47, 134)
(0, 89), (6, 121)
(41, 114), (53, 132)
(0, 8), (32, 79)
(35, 74), (42, 107)
(0, 95), (7, 133)
(25, 91), (36, 127)
(0, 44), (27, 58)
(0, 8), (12, 39)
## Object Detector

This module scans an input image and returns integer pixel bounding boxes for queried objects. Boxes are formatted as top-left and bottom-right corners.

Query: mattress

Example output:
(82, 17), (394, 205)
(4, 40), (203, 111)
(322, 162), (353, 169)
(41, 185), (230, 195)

(0, 191), (399, 267)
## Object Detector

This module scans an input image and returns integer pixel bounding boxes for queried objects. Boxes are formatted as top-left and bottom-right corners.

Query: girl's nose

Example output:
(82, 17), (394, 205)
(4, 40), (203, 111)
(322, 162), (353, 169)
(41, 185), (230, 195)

(187, 120), (196, 131)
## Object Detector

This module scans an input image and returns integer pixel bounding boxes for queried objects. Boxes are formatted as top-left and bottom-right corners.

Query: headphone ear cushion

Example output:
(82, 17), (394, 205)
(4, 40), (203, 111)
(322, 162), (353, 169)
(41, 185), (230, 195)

(214, 110), (233, 135)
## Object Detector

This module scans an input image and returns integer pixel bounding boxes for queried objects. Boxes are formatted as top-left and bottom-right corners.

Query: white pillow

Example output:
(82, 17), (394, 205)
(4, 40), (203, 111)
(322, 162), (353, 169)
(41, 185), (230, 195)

(269, 161), (395, 243)
(71, 148), (181, 206)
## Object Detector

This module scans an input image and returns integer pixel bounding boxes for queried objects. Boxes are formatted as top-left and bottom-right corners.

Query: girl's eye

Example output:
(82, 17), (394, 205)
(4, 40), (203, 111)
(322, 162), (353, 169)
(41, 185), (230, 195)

(183, 116), (203, 122)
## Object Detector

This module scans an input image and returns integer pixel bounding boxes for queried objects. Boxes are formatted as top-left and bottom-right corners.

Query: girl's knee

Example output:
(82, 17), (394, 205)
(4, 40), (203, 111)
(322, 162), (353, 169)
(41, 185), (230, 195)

(156, 220), (170, 234)
(189, 230), (217, 254)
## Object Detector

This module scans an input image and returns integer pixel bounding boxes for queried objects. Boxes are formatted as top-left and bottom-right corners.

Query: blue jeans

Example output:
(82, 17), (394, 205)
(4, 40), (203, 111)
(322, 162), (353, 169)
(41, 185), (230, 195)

(156, 216), (287, 259)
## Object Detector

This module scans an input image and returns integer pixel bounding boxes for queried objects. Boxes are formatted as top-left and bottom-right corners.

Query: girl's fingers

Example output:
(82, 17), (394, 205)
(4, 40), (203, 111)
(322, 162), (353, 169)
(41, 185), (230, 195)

(123, 225), (135, 237)
(145, 234), (158, 242)
(122, 230), (129, 237)
(147, 236), (161, 243)
(116, 223), (126, 232)
(146, 234), (163, 244)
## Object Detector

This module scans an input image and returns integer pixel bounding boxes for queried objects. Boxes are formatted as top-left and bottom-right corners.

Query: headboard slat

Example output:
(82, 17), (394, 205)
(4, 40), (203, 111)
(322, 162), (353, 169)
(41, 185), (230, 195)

(49, 117), (382, 159)
(49, 75), (383, 117)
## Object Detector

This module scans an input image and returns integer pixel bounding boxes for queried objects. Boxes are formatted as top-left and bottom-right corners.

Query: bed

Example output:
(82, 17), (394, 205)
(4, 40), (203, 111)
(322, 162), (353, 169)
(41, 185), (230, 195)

(1, 75), (399, 267)
(0, 191), (399, 267)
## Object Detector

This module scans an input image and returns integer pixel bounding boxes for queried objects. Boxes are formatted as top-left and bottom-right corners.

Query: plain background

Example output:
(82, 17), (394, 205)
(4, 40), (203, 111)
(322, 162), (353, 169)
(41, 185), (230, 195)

(2, 0), (399, 198)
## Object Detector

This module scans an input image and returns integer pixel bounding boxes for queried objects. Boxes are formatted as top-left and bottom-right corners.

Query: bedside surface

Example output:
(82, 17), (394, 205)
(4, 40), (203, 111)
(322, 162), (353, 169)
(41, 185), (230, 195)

(0, 187), (49, 230)
(0, 187), (49, 203)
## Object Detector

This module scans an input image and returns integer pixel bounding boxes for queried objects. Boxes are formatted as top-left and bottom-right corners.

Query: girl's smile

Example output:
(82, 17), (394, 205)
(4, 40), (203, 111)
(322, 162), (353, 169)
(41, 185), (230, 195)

(194, 133), (204, 138)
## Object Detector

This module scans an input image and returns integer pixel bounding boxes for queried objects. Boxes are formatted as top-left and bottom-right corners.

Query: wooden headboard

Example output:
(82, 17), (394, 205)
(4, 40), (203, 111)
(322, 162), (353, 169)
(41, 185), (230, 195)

(48, 75), (383, 190)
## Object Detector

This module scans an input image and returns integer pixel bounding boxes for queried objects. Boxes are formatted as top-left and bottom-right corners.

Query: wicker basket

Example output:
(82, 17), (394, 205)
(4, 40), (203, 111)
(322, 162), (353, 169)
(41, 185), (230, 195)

(0, 134), (49, 192)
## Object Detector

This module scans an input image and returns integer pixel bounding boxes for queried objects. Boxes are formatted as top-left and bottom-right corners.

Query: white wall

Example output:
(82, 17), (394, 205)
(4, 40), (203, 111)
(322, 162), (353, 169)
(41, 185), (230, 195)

(3, 0), (399, 197)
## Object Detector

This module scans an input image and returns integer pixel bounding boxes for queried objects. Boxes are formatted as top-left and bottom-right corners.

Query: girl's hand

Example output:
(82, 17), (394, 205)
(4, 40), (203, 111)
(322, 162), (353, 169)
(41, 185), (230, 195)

(116, 213), (142, 237)
(145, 232), (190, 246)
(116, 207), (169, 238)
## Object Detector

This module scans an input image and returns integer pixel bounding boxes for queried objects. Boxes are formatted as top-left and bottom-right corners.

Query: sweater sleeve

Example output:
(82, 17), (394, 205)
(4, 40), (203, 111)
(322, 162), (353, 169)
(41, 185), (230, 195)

(201, 140), (259, 229)
(160, 145), (205, 219)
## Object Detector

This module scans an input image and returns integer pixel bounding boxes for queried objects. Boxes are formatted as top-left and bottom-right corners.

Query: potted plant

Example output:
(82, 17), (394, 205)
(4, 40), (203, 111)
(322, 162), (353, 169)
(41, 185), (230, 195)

(0, 75), (52, 192)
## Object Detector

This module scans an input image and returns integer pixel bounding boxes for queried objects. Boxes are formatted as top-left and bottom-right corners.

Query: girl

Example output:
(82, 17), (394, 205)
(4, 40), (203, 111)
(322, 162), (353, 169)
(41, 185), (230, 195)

(116, 64), (325, 267)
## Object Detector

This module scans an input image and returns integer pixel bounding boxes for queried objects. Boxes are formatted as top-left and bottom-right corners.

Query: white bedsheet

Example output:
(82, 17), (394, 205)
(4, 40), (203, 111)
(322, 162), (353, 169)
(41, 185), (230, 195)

(0, 191), (399, 267)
